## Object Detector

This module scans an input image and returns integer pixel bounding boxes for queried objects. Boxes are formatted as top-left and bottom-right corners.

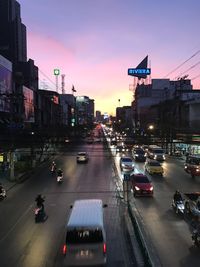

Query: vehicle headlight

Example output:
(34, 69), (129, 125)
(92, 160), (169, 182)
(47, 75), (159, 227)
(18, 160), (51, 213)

(135, 186), (140, 191)
(132, 164), (134, 167)
(163, 155), (166, 159)
(150, 186), (153, 191)
(196, 168), (200, 172)
(135, 154), (138, 157)
(122, 163), (125, 167)
(184, 166), (187, 169)
(154, 155), (157, 159)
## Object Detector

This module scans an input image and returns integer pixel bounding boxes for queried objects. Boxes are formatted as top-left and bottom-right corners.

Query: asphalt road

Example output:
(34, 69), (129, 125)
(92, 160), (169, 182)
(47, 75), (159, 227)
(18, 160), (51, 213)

(0, 142), (134, 267)
(114, 149), (200, 267)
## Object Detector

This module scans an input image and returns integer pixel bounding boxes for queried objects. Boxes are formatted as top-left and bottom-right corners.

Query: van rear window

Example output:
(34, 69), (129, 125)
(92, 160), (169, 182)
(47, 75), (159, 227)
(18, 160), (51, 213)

(66, 229), (103, 244)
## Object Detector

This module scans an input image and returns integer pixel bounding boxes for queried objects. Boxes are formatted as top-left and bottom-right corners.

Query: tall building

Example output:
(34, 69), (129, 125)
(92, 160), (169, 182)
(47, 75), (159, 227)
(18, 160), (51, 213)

(76, 96), (94, 126)
(0, 0), (27, 65)
(59, 94), (76, 126)
(0, 0), (38, 131)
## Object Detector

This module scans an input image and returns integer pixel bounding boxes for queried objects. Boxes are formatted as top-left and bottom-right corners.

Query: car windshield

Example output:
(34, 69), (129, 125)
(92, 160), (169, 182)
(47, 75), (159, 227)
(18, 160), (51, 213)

(149, 161), (161, 166)
(133, 176), (150, 183)
(153, 149), (164, 153)
(66, 229), (103, 244)
(78, 153), (86, 156)
(187, 157), (200, 165)
(135, 149), (145, 154)
(122, 158), (132, 162)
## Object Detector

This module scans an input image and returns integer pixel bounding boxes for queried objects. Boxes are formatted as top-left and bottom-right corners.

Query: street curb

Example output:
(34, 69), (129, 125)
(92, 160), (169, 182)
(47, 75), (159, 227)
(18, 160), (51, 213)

(124, 209), (145, 267)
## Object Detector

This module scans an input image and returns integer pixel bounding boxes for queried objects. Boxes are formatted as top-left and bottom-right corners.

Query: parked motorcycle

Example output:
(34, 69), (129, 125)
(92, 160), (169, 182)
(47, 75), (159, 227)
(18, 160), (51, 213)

(0, 188), (6, 200)
(34, 206), (48, 223)
(172, 199), (185, 215)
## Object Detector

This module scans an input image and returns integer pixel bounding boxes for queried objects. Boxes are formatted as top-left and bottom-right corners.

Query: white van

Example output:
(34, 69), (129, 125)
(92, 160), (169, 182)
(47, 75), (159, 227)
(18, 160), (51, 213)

(147, 145), (166, 161)
(63, 199), (107, 266)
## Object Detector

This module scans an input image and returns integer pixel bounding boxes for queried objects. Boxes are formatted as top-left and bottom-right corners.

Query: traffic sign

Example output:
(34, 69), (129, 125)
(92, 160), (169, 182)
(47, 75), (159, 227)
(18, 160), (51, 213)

(124, 173), (131, 181)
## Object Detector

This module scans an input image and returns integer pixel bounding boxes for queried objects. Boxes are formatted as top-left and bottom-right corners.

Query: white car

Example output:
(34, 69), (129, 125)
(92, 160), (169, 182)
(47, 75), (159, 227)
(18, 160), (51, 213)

(120, 156), (134, 172)
(77, 152), (89, 163)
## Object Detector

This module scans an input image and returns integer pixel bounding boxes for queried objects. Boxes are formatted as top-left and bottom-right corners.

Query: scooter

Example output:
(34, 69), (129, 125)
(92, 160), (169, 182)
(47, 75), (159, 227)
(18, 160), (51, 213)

(57, 174), (63, 184)
(34, 206), (48, 223)
(0, 188), (6, 200)
(172, 199), (185, 215)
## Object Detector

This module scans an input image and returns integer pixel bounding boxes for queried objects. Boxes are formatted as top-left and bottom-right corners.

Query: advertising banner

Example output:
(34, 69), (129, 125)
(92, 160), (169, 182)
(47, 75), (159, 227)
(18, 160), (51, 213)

(23, 86), (35, 122)
(0, 55), (12, 112)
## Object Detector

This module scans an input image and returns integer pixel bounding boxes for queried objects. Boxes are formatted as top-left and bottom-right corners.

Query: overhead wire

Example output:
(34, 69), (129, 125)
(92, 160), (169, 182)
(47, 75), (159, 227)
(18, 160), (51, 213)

(174, 60), (200, 80)
(38, 69), (57, 91)
(164, 49), (200, 78)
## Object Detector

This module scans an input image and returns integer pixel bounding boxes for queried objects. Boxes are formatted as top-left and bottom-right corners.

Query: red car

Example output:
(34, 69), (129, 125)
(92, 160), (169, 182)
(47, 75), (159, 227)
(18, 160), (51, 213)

(131, 173), (153, 197)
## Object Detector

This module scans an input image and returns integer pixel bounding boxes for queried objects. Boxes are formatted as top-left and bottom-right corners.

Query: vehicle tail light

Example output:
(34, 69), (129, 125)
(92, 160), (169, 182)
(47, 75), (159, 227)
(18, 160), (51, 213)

(62, 244), (67, 255)
(103, 243), (106, 254)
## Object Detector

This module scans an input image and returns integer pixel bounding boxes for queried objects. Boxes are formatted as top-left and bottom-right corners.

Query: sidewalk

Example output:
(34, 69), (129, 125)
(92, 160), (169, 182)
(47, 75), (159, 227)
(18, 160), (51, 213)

(0, 170), (17, 191)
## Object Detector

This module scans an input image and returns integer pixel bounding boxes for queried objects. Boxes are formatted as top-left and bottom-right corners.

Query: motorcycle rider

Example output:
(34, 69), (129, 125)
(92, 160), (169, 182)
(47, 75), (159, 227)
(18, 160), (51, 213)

(35, 194), (45, 213)
(173, 190), (183, 213)
(173, 190), (183, 202)
(51, 161), (56, 173)
(0, 183), (4, 194)
(57, 168), (63, 177)
(192, 221), (200, 246)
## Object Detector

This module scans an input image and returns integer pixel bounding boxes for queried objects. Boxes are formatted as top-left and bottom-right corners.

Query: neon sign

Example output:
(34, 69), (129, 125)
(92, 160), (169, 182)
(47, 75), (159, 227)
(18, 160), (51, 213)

(128, 68), (151, 76)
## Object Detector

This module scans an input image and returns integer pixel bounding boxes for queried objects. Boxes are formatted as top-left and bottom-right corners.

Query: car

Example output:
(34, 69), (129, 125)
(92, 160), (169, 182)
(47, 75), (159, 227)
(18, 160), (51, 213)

(120, 156), (134, 172)
(147, 145), (166, 161)
(184, 154), (200, 177)
(145, 159), (164, 175)
(116, 145), (125, 153)
(86, 137), (93, 144)
(132, 147), (146, 162)
(77, 152), (89, 163)
(131, 173), (153, 197)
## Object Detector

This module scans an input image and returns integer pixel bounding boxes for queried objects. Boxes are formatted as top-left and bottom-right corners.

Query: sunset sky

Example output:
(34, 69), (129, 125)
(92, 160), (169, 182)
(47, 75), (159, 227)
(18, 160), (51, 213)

(18, 0), (200, 115)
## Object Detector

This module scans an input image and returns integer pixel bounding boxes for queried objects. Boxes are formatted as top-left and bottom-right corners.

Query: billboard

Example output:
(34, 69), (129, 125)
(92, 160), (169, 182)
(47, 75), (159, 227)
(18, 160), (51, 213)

(23, 86), (35, 122)
(0, 55), (12, 112)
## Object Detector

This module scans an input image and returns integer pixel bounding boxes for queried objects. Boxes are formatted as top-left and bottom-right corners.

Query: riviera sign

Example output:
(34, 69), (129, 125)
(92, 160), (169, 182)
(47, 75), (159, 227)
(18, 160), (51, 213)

(128, 68), (151, 76)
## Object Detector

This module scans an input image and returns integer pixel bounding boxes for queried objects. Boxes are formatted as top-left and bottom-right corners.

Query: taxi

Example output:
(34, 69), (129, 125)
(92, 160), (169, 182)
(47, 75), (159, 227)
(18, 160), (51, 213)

(145, 159), (163, 175)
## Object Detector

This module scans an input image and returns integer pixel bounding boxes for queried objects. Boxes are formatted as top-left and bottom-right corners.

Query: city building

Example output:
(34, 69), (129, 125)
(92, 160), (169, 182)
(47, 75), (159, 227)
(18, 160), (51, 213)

(76, 96), (94, 126)
(59, 94), (76, 126)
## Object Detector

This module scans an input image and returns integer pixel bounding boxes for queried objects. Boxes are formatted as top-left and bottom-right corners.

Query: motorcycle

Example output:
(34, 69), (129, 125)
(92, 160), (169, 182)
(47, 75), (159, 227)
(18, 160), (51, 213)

(0, 188), (6, 200)
(192, 230), (200, 247)
(57, 174), (63, 184)
(34, 206), (48, 223)
(172, 199), (185, 215)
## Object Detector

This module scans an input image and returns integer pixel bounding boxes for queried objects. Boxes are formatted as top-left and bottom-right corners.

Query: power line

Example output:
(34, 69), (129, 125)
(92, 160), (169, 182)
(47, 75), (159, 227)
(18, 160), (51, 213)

(174, 60), (200, 80)
(39, 69), (57, 88)
(164, 49), (200, 78)
(191, 73), (200, 81)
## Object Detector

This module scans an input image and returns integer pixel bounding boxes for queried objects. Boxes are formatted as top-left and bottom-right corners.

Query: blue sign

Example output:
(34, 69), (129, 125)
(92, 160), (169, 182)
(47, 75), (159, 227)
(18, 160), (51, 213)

(124, 173), (131, 181)
(128, 68), (151, 76)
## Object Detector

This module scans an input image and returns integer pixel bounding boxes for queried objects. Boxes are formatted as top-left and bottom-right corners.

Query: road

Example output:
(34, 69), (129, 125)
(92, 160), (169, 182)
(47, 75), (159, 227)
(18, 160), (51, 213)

(114, 149), (200, 267)
(0, 141), (134, 267)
